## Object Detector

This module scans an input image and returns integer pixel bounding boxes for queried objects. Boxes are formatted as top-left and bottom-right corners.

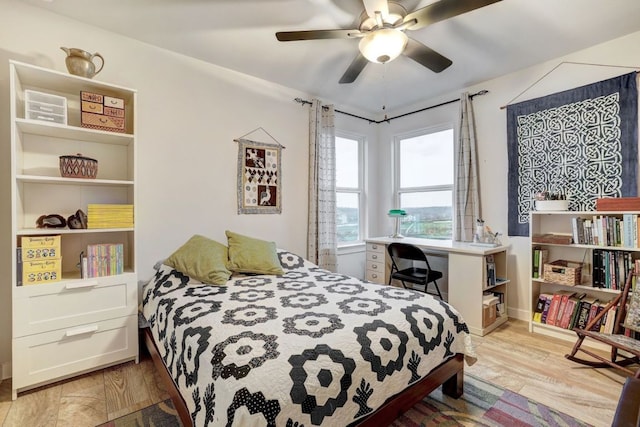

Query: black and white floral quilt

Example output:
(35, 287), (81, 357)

(142, 251), (476, 427)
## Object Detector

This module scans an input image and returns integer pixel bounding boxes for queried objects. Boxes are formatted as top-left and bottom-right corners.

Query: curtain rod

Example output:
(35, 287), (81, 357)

(294, 89), (489, 124)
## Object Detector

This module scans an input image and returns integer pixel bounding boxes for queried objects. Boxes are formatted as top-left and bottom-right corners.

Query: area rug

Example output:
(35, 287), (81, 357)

(97, 374), (589, 427)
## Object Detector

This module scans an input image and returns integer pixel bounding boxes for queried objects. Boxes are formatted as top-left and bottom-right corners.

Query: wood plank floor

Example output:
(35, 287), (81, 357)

(0, 319), (629, 426)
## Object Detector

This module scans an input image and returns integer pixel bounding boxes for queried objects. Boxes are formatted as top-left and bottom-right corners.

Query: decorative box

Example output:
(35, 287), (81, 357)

(596, 197), (640, 211)
(21, 235), (61, 250)
(80, 91), (126, 133)
(483, 303), (497, 327)
(22, 258), (62, 285)
(543, 260), (582, 285)
(24, 90), (67, 125)
(59, 153), (98, 179)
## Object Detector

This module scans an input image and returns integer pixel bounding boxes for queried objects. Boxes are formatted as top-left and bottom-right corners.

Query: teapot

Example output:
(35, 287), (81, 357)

(61, 47), (104, 79)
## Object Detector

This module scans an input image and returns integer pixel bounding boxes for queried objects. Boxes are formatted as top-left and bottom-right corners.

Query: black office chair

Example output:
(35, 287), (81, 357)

(387, 243), (443, 299)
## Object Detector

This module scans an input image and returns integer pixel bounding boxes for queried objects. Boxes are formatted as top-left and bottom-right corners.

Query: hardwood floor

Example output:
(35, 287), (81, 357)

(0, 319), (629, 426)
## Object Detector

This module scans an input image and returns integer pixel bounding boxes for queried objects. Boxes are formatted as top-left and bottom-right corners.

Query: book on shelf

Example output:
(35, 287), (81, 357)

(532, 247), (549, 279)
(567, 214), (640, 248)
(486, 256), (496, 287)
(16, 248), (22, 286)
(540, 294), (554, 324)
(87, 204), (134, 229)
(547, 290), (575, 326)
(575, 296), (599, 330)
(533, 292), (553, 323)
(558, 292), (586, 329)
(81, 243), (124, 278)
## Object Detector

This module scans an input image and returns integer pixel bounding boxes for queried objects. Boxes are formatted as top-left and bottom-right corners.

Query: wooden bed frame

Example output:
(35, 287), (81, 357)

(143, 327), (464, 427)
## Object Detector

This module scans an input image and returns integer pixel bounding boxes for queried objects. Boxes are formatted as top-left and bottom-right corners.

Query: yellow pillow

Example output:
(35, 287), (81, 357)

(165, 235), (232, 285)
(226, 230), (284, 275)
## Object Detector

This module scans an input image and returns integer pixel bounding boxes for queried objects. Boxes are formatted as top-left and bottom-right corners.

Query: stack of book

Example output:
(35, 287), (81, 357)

(571, 214), (640, 247)
(87, 204), (134, 229)
(81, 243), (124, 278)
(532, 290), (617, 333)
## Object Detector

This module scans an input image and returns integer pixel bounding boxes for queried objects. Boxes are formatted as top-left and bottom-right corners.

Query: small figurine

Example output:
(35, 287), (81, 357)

(67, 209), (87, 229)
(36, 214), (66, 228)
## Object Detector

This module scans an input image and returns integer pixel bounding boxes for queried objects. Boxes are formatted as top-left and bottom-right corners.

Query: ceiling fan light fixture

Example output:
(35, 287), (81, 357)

(358, 28), (408, 64)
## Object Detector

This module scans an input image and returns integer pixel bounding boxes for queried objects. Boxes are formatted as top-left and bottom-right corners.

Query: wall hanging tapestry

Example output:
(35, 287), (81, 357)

(507, 72), (638, 236)
(236, 138), (282, 214)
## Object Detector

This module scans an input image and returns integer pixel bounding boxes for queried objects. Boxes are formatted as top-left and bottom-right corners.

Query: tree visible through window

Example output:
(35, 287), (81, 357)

(336, 135), (363, 244)
(395, 127), (454, 239)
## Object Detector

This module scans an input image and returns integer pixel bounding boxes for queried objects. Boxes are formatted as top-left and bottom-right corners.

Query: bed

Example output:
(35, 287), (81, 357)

(141, 249), (476, 426)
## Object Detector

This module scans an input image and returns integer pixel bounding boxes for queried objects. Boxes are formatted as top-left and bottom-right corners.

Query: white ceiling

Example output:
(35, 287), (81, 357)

(23, 0), (640, 116)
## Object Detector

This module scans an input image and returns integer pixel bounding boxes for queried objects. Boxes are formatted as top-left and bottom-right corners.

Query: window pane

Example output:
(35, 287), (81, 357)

(337, 192), (360, 243)
(399, 129), (453, 188)
(399, 191), (452, 239)
(336, 137), (359, 188)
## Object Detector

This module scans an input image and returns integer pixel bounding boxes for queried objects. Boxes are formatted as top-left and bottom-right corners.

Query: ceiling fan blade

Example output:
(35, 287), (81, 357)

(363, 0), (389, 20)
(339, 53), (369, 84)
(276, 29), (361, 41)
(404, 0), (502, 31)
(403, 38), (452, 73)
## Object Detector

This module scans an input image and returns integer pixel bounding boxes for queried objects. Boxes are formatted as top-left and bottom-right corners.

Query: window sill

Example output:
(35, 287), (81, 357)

(337, 242), (366, 254)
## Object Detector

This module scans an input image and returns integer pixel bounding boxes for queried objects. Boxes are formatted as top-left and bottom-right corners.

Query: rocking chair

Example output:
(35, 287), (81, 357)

(565, 267), (640, 379)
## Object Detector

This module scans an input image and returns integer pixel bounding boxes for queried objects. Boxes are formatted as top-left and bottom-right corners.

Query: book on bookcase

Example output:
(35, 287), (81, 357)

(546, 290), (575, 326)
(81, 243), (124, 278)
(533, 292), (553, 323)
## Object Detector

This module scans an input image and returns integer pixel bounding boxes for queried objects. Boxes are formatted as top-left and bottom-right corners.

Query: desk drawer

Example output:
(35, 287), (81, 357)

(366, 242), (385, 255)
(14, 273), (137, 337)
(366, 269), (385, 284)
(366, 260), (384, 272)
(13, 315), (137, 391)
(366, 251), (384, 263)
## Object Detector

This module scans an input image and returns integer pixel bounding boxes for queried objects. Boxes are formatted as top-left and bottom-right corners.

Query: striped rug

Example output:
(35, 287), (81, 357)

(99, 374), (590, 427)
(391, 374), (591, 427)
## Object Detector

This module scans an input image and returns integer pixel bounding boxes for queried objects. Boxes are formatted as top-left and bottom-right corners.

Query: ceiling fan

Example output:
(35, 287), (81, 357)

(276, 0), (502, 84)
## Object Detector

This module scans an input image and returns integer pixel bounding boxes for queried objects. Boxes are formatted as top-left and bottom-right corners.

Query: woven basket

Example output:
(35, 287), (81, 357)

(59, 153), (98, 179)
(543, 260), (582, 285)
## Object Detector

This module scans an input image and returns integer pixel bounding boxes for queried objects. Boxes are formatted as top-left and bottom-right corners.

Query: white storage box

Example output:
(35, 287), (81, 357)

(25, 90), (67, 125)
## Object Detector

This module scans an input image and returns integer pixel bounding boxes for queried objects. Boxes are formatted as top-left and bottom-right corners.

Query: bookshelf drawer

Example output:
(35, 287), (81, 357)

(13, 273), (137, 337)
(12, 315), (137, 391)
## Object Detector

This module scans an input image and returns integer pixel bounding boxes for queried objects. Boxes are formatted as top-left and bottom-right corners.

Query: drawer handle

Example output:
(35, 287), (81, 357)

(65, 324), (99, 337)
(372, 254), (378, 259)
(66, 280), (98, 289)
(372, 264), (377, 269)
(372, 274), (378, 279)
(372, 245), (378, 249)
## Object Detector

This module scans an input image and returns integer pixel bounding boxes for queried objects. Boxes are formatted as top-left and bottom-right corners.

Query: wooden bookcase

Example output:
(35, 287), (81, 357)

(9, 61), (138, 399)
(529, 211), (639, 348)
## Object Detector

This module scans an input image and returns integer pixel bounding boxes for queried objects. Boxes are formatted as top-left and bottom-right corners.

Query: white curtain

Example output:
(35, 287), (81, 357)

(307, 99), (337, 271)
(455, 92), (481, 241)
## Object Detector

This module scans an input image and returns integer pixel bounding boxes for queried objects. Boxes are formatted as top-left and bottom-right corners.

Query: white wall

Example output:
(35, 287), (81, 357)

(0, 0), (372, 376)
(371, 30), (640, 322)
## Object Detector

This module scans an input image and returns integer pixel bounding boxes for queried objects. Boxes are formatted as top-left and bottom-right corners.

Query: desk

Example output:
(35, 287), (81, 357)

(365, 237), (510, 336)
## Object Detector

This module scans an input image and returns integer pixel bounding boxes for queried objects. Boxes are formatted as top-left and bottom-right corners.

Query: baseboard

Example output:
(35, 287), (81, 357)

(507, 306), (529, 322)
(2, 361), (11, 380)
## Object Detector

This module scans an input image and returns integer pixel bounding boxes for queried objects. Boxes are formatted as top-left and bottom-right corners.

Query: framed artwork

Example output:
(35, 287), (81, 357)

(507, 72), (638, 236)
(236, 138), (282, 214)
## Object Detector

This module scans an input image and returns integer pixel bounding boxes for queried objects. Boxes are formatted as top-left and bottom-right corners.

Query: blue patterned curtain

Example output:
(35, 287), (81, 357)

(507, 72), (638, 236)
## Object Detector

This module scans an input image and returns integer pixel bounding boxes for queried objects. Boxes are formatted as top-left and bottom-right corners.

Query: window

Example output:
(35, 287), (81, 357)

(336, 134), (364, 244)
(394, 126), (454, 239)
